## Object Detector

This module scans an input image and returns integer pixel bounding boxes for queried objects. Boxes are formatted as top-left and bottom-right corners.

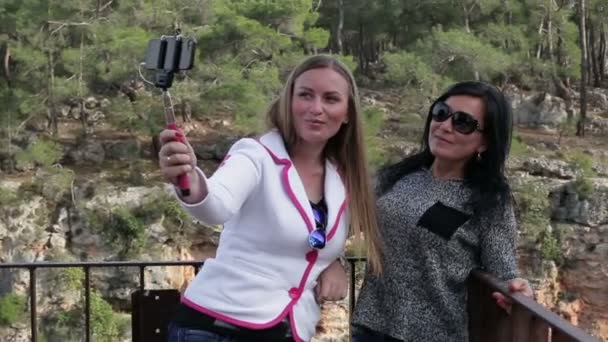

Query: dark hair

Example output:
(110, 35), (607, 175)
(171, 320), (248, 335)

(376, 81), (513, 214)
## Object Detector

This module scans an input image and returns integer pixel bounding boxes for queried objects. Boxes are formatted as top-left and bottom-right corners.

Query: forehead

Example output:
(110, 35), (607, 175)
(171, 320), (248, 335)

(445, 95), (486, 122)
(293, 67), (350, 95)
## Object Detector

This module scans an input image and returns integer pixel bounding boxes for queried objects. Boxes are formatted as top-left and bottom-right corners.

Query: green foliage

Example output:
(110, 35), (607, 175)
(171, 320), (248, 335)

(90, 292), (129, 342)
(509, 133), (529, 158)
(58, 268), (85, 292)
(139, 192), (189, 227)
(565, 149), (596, 177)
(32, 167), (75, 203)
(382, 51), (445, 92)
(85, 191), (196, 255)
(565, 149), (596, 200)
(416, 27), (513, 81)
(85, 205), (147, 258)
(0, 186), (18, 206)
(303, 27), (330, 49)
(200, 60), (278, 131)
(106, 95), (163, 135)
(573, 176), (594, 200)
(52, 291), (128, 342)
(136, 191), (198, 248)
(106, 208), (147, 258)
(539, 228), (563, 264)
(513, 181), (551, 240)
(0, 293), (27, 326)
(15, 138), (64, 168)
(362, 105), (387, 169)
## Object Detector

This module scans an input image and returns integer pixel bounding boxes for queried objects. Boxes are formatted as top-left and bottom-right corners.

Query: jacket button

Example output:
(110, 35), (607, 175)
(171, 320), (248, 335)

(305, 250), (318, 263)
(288, 287), (299, 299)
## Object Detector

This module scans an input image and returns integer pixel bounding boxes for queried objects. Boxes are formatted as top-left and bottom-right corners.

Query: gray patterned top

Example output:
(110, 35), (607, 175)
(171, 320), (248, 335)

(352, 168), (518, 342)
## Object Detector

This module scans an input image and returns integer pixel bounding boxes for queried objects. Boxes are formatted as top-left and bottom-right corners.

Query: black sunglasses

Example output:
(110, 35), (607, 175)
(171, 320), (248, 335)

(308, 201), (327, 249)
(430, 101), (484, 135)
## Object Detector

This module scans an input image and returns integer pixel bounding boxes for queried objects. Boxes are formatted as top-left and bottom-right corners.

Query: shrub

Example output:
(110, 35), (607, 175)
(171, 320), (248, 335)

(0, 293), (27, 326)
(362, 105), (388, 169)
(565, 149), (596, 200)
(0, 186), (18, 206)
(539, 228), (563, 265)
(90, 292), (130, 342)
(509, 133), (528, 158)
(513, 181), (551, 240)
(15, 138), (64, 168)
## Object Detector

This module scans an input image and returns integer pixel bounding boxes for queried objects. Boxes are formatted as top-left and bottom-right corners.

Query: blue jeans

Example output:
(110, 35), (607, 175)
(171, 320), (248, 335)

(167, 322), (238, 342)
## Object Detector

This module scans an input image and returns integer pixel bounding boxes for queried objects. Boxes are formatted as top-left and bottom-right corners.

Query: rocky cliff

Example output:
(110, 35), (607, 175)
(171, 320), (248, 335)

(0, 86), (607, 341)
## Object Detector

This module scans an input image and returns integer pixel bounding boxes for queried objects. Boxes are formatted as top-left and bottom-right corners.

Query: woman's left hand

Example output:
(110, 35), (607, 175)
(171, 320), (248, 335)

(315, 259), (348, 303)
(492, 277), (534, 313)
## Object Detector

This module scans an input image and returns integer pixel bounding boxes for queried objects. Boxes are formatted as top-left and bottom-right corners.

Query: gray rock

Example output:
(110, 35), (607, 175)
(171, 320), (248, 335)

(103, 139), (141, 161)
(521, 157), (576, 179)
(67, 140), (105, 165)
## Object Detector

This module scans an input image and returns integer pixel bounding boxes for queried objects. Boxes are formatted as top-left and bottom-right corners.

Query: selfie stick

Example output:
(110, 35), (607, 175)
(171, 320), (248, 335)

(145, 35), (193, 196)
(161, 88), (190, 196)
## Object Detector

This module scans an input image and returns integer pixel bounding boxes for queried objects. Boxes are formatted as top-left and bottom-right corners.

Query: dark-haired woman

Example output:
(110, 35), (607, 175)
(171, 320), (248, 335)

(350, 81), (533, 342)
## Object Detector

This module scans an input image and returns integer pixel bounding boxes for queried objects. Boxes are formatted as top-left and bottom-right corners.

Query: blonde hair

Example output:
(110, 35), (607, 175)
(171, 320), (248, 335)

(267, 55), (384, 275)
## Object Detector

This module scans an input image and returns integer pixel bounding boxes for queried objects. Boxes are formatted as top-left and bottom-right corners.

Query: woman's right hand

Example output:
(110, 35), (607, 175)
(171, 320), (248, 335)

(158, 129), (205, 202)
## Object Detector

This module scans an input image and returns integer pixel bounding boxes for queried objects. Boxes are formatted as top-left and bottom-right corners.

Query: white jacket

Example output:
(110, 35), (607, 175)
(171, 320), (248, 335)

(178, 130), (349, 342)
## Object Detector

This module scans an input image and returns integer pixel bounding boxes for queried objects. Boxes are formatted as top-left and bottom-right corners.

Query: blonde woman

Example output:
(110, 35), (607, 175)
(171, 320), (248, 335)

(158, 55), (383, 342)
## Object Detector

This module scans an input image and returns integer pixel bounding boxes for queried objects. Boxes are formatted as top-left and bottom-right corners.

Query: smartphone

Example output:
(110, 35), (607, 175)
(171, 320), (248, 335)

(144, 36), (196, 72)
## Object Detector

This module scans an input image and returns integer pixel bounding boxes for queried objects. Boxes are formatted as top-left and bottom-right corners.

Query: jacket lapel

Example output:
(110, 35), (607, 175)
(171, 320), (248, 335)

(258, 131), (315, 233)
(324, 160), (348, 241)
(257, 131), (349, 240)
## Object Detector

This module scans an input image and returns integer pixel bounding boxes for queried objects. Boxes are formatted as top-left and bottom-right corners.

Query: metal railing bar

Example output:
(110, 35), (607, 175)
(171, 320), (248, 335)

(29, 267), (37, 342)
(84, 266), (91, 342)
(0, 260), (599, 342)
(0, 261), (205, 269)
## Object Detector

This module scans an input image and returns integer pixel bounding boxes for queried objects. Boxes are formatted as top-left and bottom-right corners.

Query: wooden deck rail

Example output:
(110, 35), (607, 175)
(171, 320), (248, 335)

(468, 270), (601, 342)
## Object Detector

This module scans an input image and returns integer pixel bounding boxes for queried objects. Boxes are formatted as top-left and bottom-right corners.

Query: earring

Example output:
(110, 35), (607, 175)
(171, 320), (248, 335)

(476, 151), (482, 161)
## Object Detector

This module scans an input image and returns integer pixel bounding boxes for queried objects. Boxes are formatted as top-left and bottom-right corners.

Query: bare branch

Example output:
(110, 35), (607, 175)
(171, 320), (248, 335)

(100, 0), (114, 12)
(48, 21), (92, 35)
(313, 0), (323, 12)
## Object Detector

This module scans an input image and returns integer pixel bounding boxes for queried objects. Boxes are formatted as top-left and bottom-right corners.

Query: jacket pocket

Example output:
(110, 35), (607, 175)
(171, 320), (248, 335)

(417, 201), (471, 240)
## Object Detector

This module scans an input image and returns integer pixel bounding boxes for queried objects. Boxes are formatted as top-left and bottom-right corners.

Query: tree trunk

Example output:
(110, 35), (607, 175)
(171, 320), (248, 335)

(589, 20), (600, 86)
(547, 0), (553, 57)
(557, 27), (564, 66)
(96, 0), (101, 18)
(599, 27), (606, 84)
(577, 0), (587, 137)
(463, 3), (471, 33)
(358, 22), (365, 72)
(536, 17), (545, 59)
(586, 17), (594, 87)
(336, 0), (343, 54)
(47, 50), (57, 136)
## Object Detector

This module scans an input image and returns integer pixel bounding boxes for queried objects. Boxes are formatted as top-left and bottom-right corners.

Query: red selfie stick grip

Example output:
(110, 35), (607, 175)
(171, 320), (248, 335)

(167, 123), (191, 197)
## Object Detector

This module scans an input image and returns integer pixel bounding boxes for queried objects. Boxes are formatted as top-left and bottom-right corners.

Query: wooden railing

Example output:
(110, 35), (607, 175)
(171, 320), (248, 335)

(468, 270), (601, 342)
(0, 260), (601, 342)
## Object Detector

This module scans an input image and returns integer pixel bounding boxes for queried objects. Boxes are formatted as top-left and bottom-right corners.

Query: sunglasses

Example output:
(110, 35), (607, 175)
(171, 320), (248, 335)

(430, 101), (484, 135)
(308, 201), (328, 249)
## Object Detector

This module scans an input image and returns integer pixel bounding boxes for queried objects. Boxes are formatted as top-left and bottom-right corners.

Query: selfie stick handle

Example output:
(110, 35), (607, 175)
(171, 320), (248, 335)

(162, 90), (191, 197)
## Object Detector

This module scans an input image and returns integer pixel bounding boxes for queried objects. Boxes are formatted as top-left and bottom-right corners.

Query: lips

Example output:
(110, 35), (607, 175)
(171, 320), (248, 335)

(306, 119), (325, 124)
(434, 135), (452, 144)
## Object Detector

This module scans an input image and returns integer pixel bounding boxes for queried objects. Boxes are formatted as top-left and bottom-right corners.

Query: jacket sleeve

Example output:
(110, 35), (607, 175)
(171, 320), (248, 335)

(480, 199), (519, 281)
(177, 138), (263, 225)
